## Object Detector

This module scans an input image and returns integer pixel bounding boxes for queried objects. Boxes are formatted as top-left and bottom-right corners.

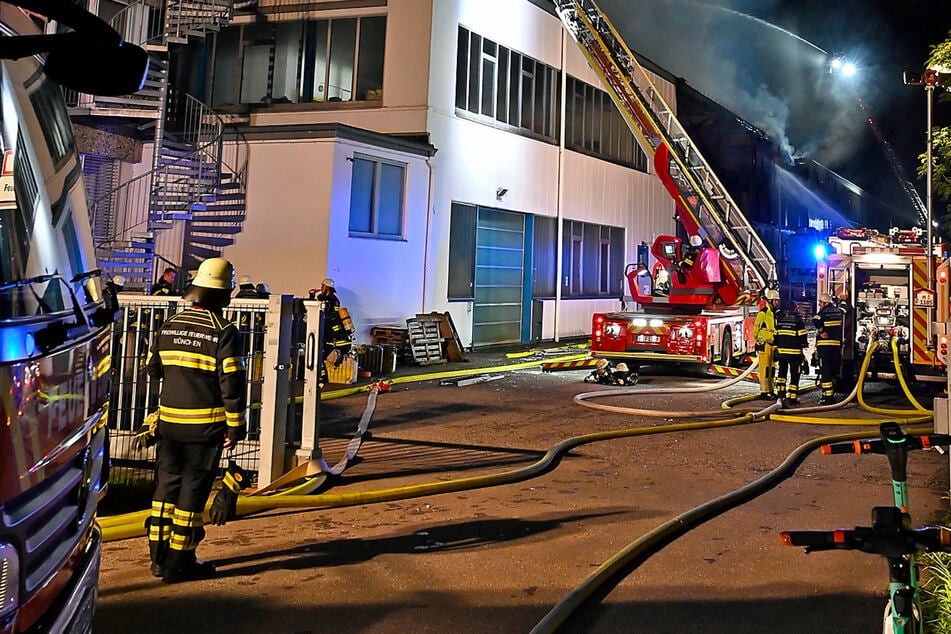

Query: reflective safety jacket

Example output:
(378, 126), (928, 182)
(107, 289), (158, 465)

(147, 306), (247, 443)
(774, 310), (808, 359)
(812, 303), (844, 348)
(318, 290), (352, 351)
(753, 303), (776, 346)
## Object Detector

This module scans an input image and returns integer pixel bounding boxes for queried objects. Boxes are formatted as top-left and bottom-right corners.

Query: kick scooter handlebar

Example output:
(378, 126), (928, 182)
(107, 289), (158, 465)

(781, 507), (951, 556)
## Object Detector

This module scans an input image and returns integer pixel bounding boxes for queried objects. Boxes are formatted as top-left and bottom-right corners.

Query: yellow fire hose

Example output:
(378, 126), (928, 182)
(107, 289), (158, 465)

(97, 340), (938, 544)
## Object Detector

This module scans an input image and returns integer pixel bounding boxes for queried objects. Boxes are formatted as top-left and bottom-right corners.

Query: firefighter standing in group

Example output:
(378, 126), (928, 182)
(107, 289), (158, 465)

(813, 292), (844, 405)
(146, 257), (247, 583)
(754, 289), (780, 399)
(774, 300), (808, 408)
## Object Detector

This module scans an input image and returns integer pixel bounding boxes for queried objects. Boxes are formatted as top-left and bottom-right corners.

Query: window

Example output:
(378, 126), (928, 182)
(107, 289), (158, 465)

(211, 16), (386, 108)
(455, 26), (560, 142)
(561, 220), (624, 297)
(29, 78), (74, 167)
(349, 155), (405, 238)
(564, 75), (647, 171)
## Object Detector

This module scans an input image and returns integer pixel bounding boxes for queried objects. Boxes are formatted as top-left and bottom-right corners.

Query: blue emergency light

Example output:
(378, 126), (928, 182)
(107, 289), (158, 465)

(813, 243), (828, 260)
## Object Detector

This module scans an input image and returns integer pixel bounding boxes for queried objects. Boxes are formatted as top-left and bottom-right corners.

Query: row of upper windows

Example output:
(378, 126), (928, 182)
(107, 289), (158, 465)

(209, 16), (386, 109)
(200, 20), (649, 243)
(454, 26), (648, 171)
(197, 19), (647, 171)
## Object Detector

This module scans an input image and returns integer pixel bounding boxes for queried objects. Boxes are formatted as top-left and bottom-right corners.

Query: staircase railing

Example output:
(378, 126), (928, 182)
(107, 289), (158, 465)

(109, 0), (233, 49)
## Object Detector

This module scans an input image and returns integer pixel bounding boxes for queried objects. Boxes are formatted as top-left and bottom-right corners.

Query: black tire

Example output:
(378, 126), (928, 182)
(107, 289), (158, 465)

(720, 328), (734, 367)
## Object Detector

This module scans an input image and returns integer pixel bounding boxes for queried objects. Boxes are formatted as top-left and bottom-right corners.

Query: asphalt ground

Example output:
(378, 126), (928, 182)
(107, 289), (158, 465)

(95, 347), (950, 633)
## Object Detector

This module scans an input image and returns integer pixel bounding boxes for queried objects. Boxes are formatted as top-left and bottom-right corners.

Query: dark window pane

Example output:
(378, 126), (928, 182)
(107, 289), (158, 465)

(533, 65), (545, 134)
(328, 19), (357, 101)
(496, 47), (508, 123)
(520, 57), (533, 130)
(481, 59), (495, 116)
(532, 215), (557, 298)
(213, 27), (241, 107)
(377, 162), (404, 236)
(349, 158), (374, 233)
(468, 33), (481, 112)
(456, 27), (469, 109)
(356, 16), (386, 100)
(508, 52), (520, 124)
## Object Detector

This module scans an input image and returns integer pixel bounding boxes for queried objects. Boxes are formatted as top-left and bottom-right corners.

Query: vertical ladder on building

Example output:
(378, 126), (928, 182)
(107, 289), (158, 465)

(554, 0), (777, 297)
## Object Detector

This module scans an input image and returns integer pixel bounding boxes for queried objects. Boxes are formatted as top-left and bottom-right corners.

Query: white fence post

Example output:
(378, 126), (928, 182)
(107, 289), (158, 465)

(257, 294), (294, 486)
(298, 300), (325, 462)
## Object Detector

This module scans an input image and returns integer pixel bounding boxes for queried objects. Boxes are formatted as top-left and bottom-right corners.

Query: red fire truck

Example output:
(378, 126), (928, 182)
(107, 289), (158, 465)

(821, 227), (947, 383)
(0, 2), (146, 632)
(555, 0), (776, 367)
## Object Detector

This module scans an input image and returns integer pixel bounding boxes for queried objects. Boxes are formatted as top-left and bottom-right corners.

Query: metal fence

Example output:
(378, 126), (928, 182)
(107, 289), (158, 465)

(107, 294), (324, 489)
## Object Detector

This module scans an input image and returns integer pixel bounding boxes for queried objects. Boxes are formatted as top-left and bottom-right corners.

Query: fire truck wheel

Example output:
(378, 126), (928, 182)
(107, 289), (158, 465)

(720, 329), (734, 367)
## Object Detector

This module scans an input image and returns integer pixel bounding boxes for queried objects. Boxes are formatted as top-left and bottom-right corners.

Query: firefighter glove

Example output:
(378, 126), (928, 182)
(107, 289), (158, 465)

(131, 410), (160, 451)
(209, 461), (249, 526)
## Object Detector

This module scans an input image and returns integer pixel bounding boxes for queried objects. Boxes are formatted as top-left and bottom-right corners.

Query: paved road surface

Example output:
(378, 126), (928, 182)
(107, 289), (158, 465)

(95, 363), (948, 633)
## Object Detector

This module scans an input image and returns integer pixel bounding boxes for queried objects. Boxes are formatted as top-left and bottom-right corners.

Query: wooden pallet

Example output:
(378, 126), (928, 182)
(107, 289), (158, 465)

(421, 312), (467, 362)
(371, 325), (409, 347)
(406, 316), (446, 365)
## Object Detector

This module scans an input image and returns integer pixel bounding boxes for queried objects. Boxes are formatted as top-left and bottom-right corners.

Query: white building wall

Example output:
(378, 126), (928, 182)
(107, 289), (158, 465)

(424, 0), (676, 345)
(223, 135), (430, 342)
(209, 0), (677, 347)
(224, 138), (334, 296)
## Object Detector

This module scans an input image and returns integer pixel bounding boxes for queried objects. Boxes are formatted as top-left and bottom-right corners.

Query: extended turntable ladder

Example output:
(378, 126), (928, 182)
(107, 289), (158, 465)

(554, 0), (777, 299)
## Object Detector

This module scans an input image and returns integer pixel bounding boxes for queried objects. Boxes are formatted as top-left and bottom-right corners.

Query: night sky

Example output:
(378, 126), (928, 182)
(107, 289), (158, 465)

(595, 0), (951, 225)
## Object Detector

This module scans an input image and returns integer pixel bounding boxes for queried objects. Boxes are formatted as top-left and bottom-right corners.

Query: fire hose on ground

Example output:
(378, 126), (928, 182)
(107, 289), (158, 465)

(99, 344), (930, 541)
(531, 339), (936, 632)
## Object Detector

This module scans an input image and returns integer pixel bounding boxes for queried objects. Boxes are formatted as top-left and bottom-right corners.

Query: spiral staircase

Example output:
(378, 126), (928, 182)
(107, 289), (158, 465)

(70, 0), (248, 290)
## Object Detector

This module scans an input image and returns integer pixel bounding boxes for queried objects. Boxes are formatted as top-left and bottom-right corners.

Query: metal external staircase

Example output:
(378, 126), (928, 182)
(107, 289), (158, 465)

(75, 0), (247, 289)
(554, 0), (777, 299)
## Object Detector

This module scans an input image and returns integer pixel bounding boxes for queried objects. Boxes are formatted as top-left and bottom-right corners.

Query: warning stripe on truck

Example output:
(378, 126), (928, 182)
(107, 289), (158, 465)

(708, 364), (760, 382)
(541, 358), (600, 372)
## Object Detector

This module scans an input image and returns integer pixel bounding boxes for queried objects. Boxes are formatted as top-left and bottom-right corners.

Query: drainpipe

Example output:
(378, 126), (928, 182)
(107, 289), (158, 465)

(422, 155), (435, 312)
(554, 27), (568, 343)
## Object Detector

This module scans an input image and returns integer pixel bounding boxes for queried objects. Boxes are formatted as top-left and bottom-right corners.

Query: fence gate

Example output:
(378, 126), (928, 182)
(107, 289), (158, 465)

(107, 294), (319, 489)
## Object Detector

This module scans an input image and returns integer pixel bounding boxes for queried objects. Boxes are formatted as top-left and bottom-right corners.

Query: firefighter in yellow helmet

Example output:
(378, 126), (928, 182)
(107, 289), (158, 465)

(754, 289), (780, 398)
(145, 257), (247, 583)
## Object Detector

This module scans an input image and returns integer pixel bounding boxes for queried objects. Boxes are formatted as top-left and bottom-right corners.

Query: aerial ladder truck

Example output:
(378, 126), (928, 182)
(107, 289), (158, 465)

(554, 0), (778, 367)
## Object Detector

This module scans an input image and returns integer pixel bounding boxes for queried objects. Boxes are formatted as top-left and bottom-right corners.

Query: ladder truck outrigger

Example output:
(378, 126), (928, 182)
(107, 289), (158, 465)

(554, 0), (778, 368)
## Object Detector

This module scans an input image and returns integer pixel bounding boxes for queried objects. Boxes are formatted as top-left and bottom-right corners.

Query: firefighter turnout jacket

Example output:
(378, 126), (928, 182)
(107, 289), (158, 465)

(774, 309), (808, 358)
(753, 303), (776, 350)
(813, 303), (844, 348)
(147, 306), (248, 443)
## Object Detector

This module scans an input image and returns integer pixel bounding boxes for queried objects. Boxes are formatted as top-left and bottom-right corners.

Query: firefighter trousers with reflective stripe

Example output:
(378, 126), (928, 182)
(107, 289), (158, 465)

(776, 356), (802, 400)
(757, 344), (775, 394)
(818, 347), (842, 398)
(152, 436), (223, 553)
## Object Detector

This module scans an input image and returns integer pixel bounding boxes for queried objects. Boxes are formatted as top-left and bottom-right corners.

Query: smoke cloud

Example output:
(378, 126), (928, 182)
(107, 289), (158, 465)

(594, 0), (880, 171)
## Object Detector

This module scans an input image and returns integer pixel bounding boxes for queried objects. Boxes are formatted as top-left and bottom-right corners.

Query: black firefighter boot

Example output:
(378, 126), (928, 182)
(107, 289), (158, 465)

(148, 539), (168, 578)
(162, 548), (217, 584)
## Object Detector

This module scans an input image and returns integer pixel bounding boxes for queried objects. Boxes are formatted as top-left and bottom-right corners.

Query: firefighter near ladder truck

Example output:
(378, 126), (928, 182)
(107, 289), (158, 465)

(555, 0), (778, 371)
(819, 227), (948, 384)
